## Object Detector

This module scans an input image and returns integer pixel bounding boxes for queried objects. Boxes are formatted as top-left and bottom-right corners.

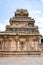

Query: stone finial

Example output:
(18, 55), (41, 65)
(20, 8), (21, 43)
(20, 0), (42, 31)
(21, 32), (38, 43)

(15, 9), (29, 17)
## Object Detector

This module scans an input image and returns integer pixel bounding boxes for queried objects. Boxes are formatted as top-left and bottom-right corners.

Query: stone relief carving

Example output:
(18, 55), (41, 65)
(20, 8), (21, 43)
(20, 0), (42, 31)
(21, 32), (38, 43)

(2, 41), (5, 50)
(34, 41), (40, 51)
(28, 38), (41, 51)
(17, 38), (27, 51)
(0, 37), (40, 51)
(10, 40), (16, 51)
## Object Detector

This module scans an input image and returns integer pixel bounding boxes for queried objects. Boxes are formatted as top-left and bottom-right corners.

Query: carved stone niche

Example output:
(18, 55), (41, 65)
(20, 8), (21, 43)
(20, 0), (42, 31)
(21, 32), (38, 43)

(17, 38), (27, 51)
(28, 38), (35, 50)
(10, 40), (16, 51)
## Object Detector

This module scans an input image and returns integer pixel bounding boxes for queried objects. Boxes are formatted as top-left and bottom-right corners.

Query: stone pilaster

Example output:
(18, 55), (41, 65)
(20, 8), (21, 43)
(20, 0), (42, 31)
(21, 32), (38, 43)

(17, 41), (20, 51)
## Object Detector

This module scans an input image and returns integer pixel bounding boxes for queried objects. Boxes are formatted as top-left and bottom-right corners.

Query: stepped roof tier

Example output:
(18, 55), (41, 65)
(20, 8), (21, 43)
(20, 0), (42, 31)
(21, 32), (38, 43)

(2, 9), (40, 36)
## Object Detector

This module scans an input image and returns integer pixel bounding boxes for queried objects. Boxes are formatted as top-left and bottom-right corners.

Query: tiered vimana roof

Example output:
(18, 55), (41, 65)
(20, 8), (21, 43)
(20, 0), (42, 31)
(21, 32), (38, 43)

(0, 9), (42, 56)
(5, 9), (40, 35)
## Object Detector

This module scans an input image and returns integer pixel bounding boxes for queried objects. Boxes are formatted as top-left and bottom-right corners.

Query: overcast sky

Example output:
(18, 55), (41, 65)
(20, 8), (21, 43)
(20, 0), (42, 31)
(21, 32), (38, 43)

(0, 0), (43, 35)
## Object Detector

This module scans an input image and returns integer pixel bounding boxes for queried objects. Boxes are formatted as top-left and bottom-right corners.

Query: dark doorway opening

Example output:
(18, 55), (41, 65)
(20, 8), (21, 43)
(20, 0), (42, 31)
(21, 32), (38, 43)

(41, 39), (43, 44)
(21, 42), (24, 50)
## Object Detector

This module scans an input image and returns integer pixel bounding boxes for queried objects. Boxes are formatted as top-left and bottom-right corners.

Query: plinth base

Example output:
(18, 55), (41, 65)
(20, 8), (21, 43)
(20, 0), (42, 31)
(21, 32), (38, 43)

(0, 50), (41, 57)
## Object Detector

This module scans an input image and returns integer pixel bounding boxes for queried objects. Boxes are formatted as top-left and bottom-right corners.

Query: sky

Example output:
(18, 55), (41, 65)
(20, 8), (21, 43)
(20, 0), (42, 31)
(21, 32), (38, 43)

(0, 0), (43, 35)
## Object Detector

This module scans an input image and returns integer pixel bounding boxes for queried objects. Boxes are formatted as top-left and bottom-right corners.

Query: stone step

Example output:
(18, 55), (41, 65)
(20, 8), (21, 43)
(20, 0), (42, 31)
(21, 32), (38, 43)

(0, 51), (41, 57)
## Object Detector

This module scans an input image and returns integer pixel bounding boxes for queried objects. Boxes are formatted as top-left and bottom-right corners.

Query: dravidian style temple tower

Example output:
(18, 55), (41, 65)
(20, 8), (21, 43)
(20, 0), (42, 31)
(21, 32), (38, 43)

(0, 9), (43, 56)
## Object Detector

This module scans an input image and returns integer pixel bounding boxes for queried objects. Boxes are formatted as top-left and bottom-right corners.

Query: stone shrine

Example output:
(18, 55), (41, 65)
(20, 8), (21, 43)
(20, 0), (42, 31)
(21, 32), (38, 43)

(0, 9), (43, 56)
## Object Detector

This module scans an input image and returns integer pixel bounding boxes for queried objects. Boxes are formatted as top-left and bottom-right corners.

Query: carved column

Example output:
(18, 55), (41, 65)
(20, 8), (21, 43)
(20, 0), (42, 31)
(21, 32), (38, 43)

(2, 40), (6, 50)
(2, 41), (5, 50)
(27, 41), (31, 50)
(34, 41), (39, 50)
(17, 41), (20, 51)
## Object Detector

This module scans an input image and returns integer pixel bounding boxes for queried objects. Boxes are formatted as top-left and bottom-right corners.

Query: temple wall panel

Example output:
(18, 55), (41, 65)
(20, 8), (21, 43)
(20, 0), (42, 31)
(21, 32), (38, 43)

(0, 35), (40, 51)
